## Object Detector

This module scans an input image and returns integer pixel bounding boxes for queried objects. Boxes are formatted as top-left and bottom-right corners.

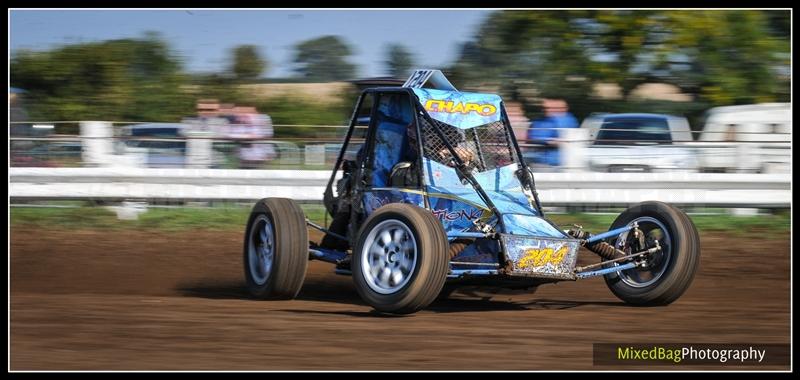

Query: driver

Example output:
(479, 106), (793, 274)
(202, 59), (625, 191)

(391, 120), (477, 186)
(404, 119), (475, 167)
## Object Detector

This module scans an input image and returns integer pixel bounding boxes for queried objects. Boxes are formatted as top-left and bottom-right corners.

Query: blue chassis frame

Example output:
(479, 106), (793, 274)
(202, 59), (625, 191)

(309, 226), (636, 281)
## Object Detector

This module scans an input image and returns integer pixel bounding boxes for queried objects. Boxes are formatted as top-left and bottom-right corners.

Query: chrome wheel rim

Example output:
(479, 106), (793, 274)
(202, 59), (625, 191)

(613, 216), (672, 288)
(248, 215), (274, 286)
(361, 219), (418, 295)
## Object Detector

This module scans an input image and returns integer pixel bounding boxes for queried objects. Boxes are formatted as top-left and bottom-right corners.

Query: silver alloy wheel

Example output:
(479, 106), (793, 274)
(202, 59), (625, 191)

(248, 215), (274, 286)
(614, 216), (672, 288)
(360, 219), (418, 295)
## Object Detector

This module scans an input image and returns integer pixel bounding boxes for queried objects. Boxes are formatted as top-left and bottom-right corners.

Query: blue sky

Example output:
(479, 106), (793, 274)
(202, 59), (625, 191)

(10, 9), (492, 78)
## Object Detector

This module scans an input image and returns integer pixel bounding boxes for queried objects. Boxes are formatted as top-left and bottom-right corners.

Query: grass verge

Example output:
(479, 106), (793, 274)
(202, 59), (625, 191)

(10, 204), (789, 237)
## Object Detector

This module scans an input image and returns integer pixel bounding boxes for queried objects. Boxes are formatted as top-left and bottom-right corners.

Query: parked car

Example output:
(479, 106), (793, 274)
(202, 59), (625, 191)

(24, 141), (83, 167)
(9, 112), (75, 167)
(694, 103), (790, 173)
(581, 113), (698, 173)
(119, 123), (188, 168)
(119, 123), (231, 168)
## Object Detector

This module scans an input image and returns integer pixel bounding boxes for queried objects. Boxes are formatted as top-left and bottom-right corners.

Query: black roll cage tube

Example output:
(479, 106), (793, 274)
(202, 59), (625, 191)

(323, 91), (366, 215)
(499, 103), (546, 217)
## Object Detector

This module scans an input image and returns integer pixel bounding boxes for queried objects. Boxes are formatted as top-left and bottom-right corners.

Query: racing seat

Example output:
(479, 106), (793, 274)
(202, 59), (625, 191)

(389, 161), (419, 188)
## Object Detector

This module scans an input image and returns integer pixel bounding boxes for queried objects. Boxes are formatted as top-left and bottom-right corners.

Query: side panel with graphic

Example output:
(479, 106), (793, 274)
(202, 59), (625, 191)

(413, 88), (502, 129)
(363, 189), (425, 216)
(426, 194), (489, 235)
(422, 159), (537, 215)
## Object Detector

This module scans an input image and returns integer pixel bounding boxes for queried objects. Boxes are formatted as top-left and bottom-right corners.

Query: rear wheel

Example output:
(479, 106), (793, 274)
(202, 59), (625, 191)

(603, 201), (700, 305)
(352, 204), (449, 314)
(243, 198), (308, 299)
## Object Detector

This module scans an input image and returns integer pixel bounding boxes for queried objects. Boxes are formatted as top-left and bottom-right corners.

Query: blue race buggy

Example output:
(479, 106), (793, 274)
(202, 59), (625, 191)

(243, 70), (701, 314)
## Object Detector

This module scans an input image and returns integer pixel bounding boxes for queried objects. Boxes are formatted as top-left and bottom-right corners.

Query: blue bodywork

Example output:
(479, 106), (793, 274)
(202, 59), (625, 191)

(347, 83), (580, 279)
(421, 158), (566, 239)
(363, 88), (566, 240)
(363, 89), (567, 241)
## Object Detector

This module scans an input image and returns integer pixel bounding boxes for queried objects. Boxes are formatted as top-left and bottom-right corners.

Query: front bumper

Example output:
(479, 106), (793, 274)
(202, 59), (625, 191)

(500, 234), (581, 280)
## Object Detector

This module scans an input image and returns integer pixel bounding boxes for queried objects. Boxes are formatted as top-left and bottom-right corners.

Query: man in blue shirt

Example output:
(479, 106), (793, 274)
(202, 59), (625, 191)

(527, 99), (579, 167)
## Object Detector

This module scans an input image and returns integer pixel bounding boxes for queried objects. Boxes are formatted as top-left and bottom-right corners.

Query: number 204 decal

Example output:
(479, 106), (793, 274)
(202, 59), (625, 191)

(517, 246), (569, 269)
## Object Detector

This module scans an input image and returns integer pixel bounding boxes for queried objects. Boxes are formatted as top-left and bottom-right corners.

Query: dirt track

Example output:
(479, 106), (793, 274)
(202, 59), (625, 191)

(10, 227), (791, 370)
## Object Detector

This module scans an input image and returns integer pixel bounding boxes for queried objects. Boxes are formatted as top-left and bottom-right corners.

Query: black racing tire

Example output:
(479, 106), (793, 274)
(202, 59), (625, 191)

(243, 198), (308, 300)
(603, 201), (700, 306)
(352, 203), (449, 314)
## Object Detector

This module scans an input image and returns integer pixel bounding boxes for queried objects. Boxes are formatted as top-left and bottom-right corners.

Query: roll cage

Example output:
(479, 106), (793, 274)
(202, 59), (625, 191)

(323, 86), (546, 240)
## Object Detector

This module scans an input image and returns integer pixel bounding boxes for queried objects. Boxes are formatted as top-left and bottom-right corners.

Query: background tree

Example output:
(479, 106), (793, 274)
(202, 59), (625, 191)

(658, 10), (789, 105)
(292, 35), (357, 81)
(449, 11), (605, 119)
(230, 44), (267, 82)
(448, 10), (790, 124)
(384, 43), (414, 78)
(10, 32), (192, 122)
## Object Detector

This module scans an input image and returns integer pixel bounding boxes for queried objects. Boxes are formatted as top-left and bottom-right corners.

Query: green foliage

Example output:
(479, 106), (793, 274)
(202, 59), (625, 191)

(230, 45), (267, 82)
(250, 96), (352, 137)
(10, 11), (787, 131)
(384, 43), (415, 78)
(293, 35), (357, 81)
(662, 10), (789, 105)
(186, 75), (352, 136)
(450, 10), (790, 120)
(190, 73), (243, 104)
(10, 32), (194, 122)
(548, 212), (790, 238)
(11, 206), (122, 229)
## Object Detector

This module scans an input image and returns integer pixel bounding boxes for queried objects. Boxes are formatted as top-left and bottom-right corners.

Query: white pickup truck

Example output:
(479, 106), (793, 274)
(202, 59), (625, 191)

(580, 113), (698, 173)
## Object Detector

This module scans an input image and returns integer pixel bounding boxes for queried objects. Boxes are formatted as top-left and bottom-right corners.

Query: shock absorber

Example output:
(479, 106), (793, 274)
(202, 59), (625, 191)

(586, 241), (620, 260)
(567, 228), (622, 260)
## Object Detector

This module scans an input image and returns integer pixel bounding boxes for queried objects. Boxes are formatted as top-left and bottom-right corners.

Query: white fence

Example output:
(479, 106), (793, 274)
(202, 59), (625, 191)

(11, 121), (792, 174)
(9, 168), (791, 208)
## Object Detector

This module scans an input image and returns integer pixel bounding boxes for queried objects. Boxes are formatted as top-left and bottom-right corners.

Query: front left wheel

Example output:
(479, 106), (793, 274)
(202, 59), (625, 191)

(352, 204), (449, 314)
(243, 198), (308, 300)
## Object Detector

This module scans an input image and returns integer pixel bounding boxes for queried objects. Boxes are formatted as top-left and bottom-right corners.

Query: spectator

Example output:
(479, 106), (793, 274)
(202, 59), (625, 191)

(504, 101), (531, 144)
(185, 99), (228, 136)
(253, 112), (276, 161)
(196, 99), (220, 118)
(527, 99), (579, 167)
(185, 101), (277, 168)
(233, 106), (277, 168)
